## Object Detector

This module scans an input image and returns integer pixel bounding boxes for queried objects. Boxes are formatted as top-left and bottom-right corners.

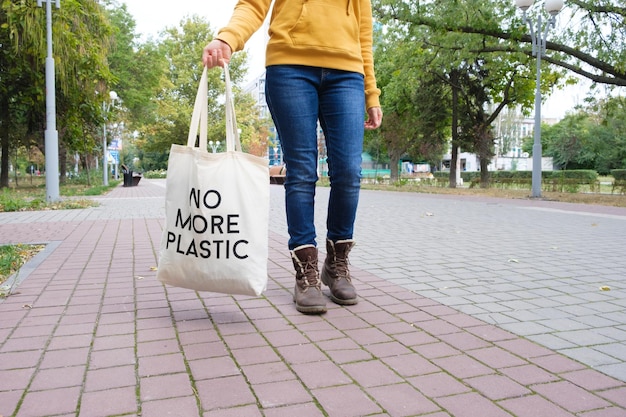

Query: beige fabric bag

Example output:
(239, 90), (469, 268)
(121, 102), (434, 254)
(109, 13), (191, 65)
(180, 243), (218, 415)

(156, 65), (269, 296)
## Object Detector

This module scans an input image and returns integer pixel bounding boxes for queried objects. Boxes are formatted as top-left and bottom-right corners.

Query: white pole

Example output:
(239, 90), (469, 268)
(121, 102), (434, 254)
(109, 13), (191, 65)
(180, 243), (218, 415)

(531, 14), (543, 198)
(102, 101), (108, 186)
(517, 1), (562, 198)
(41, 0), (60, 202)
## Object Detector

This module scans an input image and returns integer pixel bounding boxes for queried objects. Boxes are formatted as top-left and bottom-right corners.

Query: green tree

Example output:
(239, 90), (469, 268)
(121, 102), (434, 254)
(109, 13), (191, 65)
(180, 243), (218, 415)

(373, 0), (626, 88)
(372, 1), (539, 185)
(134, 15), (261, 168)
(105, 1), (163, 129)
(1, 0), (114, 187)
(539, 96), (626, 173)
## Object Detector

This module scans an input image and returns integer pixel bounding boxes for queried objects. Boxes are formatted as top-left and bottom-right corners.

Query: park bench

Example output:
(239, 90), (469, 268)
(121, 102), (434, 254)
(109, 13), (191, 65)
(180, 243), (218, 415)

(269, 165), (286, 185)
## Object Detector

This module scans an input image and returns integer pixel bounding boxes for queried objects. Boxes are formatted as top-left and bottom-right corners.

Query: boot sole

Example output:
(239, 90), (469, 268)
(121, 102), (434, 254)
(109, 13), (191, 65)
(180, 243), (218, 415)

(295, 303), (327, 314)
(328, 294), (358, 306)
(293, 294), (327, 314)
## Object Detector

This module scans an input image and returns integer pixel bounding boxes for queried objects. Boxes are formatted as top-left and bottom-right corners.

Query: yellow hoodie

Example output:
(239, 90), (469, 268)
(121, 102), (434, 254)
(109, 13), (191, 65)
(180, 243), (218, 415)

(217, 0), (381, 110)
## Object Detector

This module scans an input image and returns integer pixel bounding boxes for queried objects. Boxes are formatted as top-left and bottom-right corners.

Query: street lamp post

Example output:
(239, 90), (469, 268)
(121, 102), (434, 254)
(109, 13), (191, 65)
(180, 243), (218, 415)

(38, 0), (60, 202)
(209, 140), (220, 153)
(102, 91), (118, 186)
(515, 0), (564, 198)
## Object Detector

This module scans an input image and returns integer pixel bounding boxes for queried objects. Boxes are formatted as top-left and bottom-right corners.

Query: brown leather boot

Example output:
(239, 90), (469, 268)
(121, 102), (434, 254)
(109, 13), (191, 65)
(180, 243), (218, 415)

(291, 245), (327, 314)
(321, 239), (358, 305)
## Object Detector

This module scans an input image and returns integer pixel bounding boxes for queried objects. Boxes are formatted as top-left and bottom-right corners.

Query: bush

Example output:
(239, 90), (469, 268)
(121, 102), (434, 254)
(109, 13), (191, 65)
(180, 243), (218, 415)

(611, 169), (626, 181)
(143, 170), (167, 179)
(545, 170), (598, 181)
(0, 190), (29, 212)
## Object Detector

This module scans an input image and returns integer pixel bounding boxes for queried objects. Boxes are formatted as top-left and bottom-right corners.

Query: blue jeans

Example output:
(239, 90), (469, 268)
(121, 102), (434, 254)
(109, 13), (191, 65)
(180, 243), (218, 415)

(265, 65), (365, 250)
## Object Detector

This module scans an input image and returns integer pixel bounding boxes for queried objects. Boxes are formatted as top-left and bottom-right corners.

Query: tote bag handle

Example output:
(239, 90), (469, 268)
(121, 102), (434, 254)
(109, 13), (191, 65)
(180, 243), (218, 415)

(186, 65), (242, 152)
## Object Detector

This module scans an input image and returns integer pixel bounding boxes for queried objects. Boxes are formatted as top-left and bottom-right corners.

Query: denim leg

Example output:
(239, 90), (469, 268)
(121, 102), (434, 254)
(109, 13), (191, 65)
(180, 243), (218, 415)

(265, 66), (320, 250)
(318, 70), (365, 242)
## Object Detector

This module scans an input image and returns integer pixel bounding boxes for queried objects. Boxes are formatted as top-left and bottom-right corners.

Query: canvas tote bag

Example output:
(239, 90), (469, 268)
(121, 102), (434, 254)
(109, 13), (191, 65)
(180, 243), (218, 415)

(156, 65), (269, 296)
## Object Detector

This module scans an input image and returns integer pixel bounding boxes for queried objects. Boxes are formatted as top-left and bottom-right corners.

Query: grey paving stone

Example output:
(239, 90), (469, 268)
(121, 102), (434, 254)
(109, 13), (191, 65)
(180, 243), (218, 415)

(524, 334), (578, 350)
(498, 321), (556, 337)
(559, 347), (622, 367)
(594, 343), (626, 361)
(556, 329), (617, 346)
(595, 326), (626, 342)
(534, 318), (592, 332)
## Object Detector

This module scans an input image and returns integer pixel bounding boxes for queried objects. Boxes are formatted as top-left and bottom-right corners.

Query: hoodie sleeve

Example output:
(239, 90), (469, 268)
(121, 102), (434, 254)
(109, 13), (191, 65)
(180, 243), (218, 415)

(359, 0), (381, 110)
(216, 0), (272, 52)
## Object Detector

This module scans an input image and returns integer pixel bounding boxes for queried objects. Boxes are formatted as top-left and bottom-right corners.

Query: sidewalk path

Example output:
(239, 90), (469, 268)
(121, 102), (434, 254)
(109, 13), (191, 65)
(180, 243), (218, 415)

(1, 179), (625, 417)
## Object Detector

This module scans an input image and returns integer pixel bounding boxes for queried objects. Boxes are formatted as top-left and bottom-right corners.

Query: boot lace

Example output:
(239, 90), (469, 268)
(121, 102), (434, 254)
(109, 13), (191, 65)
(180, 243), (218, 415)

(298, 259), (320, 288)
(334, 254), (352, 282)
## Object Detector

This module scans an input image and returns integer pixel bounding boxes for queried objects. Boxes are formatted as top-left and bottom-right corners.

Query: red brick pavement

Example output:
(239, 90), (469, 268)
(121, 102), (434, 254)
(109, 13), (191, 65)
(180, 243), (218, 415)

(1, 181), (625, 417)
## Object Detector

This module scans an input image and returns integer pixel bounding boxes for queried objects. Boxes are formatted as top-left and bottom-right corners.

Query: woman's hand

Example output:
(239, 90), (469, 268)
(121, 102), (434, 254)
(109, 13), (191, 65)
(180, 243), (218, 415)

(365, 106), (383, 130)
(202, 39), (233, 68)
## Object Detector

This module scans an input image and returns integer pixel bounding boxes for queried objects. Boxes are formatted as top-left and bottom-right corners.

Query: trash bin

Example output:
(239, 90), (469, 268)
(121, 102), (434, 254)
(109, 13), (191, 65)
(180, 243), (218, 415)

(123, 170), (133, 187)
(122, 164), (133, 187)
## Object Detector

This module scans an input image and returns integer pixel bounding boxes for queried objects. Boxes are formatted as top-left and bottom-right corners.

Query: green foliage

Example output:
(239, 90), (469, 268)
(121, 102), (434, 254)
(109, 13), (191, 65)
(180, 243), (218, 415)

(372, 0), (546, 181)
(462, 170), (598, 181)
(373, 0), (625, 87)
(545, 170), (598, 181)
(63, 170), (103, 186)
(105, 1), (162, 129)
(0, 244), (25, 293)
(541, 96), (626, 174)
(373, 30), (451, 180)
(0, 245), (23, 279)
(0, 188), (47, 211)
(128, 15), (261, 170)
(143, 170), (168, 179)
(0, 189), (29, 212)
(1, 0), (115, 186)
(464, 169), (601, 193)
(82, 186), (112, 196)
(611, 170), (626, 181)
(0, 244), (46, 296)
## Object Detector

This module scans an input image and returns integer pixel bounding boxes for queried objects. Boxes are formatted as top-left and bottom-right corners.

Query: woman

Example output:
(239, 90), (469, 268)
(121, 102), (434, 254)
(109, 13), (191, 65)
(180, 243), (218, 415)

(203, 0), (383, 314)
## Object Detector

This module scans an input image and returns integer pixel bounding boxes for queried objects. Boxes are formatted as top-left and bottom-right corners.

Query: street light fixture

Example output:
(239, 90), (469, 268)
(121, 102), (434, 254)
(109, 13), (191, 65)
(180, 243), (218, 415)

(515, 0), (564, 198)
(38, 0), (60, 202)
(209, 140), (220, 153)
(102, 91), (118, 186)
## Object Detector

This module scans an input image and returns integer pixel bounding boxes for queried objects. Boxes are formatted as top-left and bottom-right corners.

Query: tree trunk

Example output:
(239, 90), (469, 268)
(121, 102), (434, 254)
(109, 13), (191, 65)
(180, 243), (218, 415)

(449, 70), (460, 188)
(389, 149), (402, 182)
(12, 148), (19, 187)
(0, 96), (9, 188)
(59, 141), (67, 185)
(450, 144), (459, 187)
(479, 157), (490, 188)
(84, 153), (91, 187)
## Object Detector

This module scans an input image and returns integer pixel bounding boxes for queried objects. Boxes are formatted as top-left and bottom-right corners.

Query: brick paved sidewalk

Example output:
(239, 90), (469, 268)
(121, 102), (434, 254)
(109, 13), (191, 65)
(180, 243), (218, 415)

(1, 181), (625, 417)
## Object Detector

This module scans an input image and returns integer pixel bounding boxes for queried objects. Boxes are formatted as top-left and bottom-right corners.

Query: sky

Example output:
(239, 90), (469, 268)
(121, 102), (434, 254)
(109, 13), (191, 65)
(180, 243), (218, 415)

(121, 0), (590, 119)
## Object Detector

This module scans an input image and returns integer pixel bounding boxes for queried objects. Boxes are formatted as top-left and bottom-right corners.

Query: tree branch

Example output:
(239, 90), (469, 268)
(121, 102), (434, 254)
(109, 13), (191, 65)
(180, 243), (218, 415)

(471, 46), (626, 87)
(374, 8), (626, 87)
(566, 0), (626, 16)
